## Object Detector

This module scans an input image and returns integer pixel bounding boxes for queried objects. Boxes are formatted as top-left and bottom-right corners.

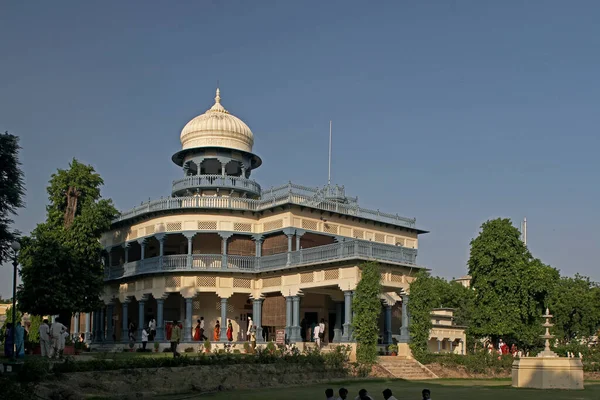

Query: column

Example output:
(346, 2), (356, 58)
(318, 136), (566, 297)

(73, 313), (80, 336)
(138, 297), (146, 340)
(285, 231), (293, 265)
(290, 296), (301, 342)
(106, 304), (114, 342)
(384, 304), (392, 344)
(99, 308), (105, 342)
(219, 298), (228, 342)
(156, 297), (165, 341)
(84, 313), (91, 342)
(254, 298), (264, 343)
(399, 295), (410, 343)
(460, 340), (464, 355)
(449, 340), (454, 353)
(121, 299), (129, 343)
(342, 291), (353, 341)
(185, 233), (194, 269)
(124, 243), (129, 263)
(285, 296), (292, 341)
(219, 233), (231, 269)
(184, 297), (193, 342)
(332, 302), (343, 343)
(437, 339), (442, 353)
(138, 239), (146, 260)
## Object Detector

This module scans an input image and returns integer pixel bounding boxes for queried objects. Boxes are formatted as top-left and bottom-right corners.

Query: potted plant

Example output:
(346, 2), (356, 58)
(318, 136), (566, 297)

(154, 341), (160, 353)
(74, 341), (86, 355)
(204, 339), (211, 354)
(243, 342), (252, 354)
(388, 344), (398, 356)
(63, 335), (75, 356)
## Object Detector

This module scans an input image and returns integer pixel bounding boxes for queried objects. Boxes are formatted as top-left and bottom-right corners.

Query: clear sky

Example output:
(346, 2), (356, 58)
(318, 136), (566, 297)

(1, 1), (599, 298)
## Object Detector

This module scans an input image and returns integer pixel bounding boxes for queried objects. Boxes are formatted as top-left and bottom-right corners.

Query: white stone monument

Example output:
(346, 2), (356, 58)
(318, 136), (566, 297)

(512, 308), (584, 389)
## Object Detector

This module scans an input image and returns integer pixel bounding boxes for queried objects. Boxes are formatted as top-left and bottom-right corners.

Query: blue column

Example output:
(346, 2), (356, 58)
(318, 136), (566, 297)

(84, 313), (91, 342)
(156, 298), (165, 341)
(124, 244), (129, 263)
(73, 313), (80, 335)
(138, 239), (146, 260)
(184, 297), (193, 342)
(220, 298), (228, 341)
(333, 302), (343, 343)
(290, 296), (301, 342)
(219, 233), (231, 269)
(138, 298), (146, 340)
(285, 297), (292, 341)
(121, 300), (129, 342)
(384, 304), (392, 344)
(106, 304), (114, 342)
(342, 291), (353, 341)
(99, 308), (105, 342)
(186, 235), (193, 269)
(286, 233), (293, 265)
(254, 299), (264, 343)
(399, 295), (410, 343)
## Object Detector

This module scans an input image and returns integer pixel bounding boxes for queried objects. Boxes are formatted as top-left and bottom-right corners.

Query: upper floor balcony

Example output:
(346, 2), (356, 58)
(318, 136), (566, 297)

(103, 238), (421, 281)
(171, 175), (262, 197)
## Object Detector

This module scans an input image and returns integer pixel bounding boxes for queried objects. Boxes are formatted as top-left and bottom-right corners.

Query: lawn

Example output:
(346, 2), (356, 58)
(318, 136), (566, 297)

(172, 379), (600, 400)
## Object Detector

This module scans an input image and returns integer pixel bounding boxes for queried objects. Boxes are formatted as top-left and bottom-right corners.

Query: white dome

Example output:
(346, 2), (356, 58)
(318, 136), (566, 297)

(180, 89), (254, 153)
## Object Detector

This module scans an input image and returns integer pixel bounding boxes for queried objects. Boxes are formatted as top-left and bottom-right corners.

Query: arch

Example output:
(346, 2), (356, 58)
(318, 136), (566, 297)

(200, 158), (221, 175)
(225, 160), (242, 177)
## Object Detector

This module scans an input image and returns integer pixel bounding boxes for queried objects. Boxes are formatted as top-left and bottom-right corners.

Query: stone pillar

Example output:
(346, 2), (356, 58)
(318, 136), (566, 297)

(384, 304), (393, 344)
(84, 313), (91, 342)
(156, 298), (165, 341)
(290, 296), (301, 342)
(99, 308), (105, 342)
(286, 232), (293, 265)
(220, 298), (228, 342)
(399, 295), (410, 343)
(73, 313), (80, 335)
(138, 298), (146, 339)
(219, 233), (231, 269)
(437, 339), (442, 353)
(106, 304), (114, 342)
(121, 300), (129, 343)
(124, 243), (129, 263)
(450, 340), (454, 353)
(254, 298), (264, 343)
(285, 296), (293, 341)
(333, 302), (343, 343)
(185, 297), (193, 342)
(157, 234), (165, 270)
(138, 239), (146, 260)
(342, 291), (353, 341)
(186, 233), (194, 269)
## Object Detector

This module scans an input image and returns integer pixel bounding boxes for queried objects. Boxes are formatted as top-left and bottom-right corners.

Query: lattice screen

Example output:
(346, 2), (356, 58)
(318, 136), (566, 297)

(263, 219), (283, 231)
(324, 224), (338, 234)
(165, 276), (181, 287)
(233, 278), (252, 288)
(216, 301), (235, 313)
(196, 276), (216, 287)
(262, 296), (285, 327)
(353, 229), (365, 239)
(390, 273), (404, 283)
(300, 272), (314, 283)
(324, 269), (339, 280)
(234, 222), (252, 232)
(166, 222), (182, 232)
(198, 221), (218, 230)
(262, 277), (281, 287)
(302, 219), (318, 231)
(375, 233), (385, 243)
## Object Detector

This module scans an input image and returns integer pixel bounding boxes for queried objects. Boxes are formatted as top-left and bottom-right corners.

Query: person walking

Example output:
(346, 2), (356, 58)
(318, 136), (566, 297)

(39, 319), (51, 358)
(14, 322), (25, 358)
(141, 327), (149, 351)
(170, 320), (181, 357)
(49, 318), (67, 359)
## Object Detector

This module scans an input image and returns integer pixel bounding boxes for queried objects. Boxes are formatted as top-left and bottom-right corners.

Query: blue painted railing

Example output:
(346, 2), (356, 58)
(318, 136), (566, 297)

(171, 175), (261, 197)
(104, 239), (420, 281)
(115, 182), (417, 229)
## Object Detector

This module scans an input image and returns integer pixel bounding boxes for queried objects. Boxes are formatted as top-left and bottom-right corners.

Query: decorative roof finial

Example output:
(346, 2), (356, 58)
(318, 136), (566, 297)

(215, 87), (221, 104)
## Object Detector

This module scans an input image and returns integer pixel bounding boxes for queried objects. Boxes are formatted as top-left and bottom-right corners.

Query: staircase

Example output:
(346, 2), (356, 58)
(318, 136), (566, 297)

(377, 357), (438, 380)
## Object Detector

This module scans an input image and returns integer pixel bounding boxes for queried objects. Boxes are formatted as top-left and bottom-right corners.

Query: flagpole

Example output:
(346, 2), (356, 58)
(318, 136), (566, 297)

(328, 120), (332, 186)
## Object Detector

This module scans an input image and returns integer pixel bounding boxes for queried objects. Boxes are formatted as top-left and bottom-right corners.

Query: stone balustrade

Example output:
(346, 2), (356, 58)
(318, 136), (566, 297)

(171, 175), (262, 197)
(104, 239), (420, 281)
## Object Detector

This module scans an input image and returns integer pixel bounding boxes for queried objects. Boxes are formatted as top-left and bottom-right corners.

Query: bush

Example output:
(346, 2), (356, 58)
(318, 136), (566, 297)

(184, 347), (194, 353)
(353, 261), (382, 375)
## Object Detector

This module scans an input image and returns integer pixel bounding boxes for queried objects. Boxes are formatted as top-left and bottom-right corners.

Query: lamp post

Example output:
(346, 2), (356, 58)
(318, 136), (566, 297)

(10, 240), (21, 361)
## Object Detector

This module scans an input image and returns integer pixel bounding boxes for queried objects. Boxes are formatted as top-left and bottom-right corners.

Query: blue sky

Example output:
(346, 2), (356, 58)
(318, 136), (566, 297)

(1, 1), (599, 298)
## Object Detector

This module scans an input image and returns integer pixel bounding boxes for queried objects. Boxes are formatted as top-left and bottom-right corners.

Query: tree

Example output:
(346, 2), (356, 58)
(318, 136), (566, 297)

(27, 315), (43, 344)
(0, 132), (25, 264)
(468, 218), (559, 348)
(548, 275), (600, 343)
(17, 159), (118, 317)
(352, 261), (382, 374)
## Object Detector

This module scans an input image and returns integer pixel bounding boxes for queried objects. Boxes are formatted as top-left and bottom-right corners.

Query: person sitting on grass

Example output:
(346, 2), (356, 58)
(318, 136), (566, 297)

(337, 388), (348, 400)
(354, 389), (373, 400)
(422, 389), (431, 399)
(382, 389), (397, 400)
(325, 388), (335, 400)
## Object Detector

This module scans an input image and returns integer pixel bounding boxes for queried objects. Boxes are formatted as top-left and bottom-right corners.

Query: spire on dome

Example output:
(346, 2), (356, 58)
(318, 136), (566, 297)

(209, 87), (228, 113)
(215, 88), (221, 104)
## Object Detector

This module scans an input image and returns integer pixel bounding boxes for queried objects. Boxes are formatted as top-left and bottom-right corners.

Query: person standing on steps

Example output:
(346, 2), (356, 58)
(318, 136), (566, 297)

(170, 320), (181, 357)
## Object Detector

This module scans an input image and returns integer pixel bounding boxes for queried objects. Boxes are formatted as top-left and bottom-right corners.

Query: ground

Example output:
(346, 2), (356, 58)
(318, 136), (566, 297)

(159, 379), (600, 400)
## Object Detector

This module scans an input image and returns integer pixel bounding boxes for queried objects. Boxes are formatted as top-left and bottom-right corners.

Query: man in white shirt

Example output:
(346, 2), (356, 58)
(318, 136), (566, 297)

(354, 389), (373, 400)
(313, 324), (321, 348)
(247, 316), (253, 341)
(319, 319), (326, 345)
(148, 318), (156, 340)
(382, 389), (398, 400)
(49, 318), (67, 359)
(39, 319), (51, 357)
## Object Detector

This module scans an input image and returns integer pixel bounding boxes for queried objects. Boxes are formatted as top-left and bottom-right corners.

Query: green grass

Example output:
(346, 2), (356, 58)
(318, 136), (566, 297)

(172, 379), (600, 400)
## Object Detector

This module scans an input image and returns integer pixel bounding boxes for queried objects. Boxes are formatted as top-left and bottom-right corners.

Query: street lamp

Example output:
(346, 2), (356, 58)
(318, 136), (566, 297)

(10, 240), (20, 361)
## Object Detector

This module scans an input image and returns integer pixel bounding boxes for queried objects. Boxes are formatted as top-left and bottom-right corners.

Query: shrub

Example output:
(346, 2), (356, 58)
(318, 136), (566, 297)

(204, 339), (211, 352)
(353, 261), (382, 375)
(184, 347), (194, 353)
(266, 342), (276, 354)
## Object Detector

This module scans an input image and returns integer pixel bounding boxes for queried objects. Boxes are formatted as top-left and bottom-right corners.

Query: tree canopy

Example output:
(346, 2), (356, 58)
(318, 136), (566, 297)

(468, 218), (559, 348)
(0, 132), (25, 264)
(17, 159), (117, 317)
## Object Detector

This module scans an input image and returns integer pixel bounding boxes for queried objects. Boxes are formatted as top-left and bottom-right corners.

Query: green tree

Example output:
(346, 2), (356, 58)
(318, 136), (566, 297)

(548, 275), (600, 343)
(0, 132), (25, 264)
(468, 218), (559, 348)
(27, 315), (43, 344)
(352, 261), (382, 374)
(17, 159), (118, 317)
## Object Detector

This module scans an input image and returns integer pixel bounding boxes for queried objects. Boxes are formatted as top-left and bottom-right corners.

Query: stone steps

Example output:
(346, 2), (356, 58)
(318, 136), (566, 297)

(377, 357), (438, 380)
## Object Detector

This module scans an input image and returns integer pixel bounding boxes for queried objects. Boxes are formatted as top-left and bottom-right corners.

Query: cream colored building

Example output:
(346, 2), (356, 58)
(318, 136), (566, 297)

(72, 89), (428, 346)
(453, 275), (472, 288)
(427, 308), (467, 354)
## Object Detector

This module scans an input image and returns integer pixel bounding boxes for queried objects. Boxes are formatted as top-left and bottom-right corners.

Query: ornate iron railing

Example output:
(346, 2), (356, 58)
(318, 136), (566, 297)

(104, 239), (420, 281)
(171, 175), (262, 197)
(115, 182), (417, 229)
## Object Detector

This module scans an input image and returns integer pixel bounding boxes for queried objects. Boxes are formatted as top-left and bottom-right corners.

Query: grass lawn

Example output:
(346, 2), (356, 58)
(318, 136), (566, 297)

(176, 379), (600, 400)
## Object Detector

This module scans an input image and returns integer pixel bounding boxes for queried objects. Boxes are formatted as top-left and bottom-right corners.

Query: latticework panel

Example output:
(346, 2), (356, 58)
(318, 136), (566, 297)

(165, 276), (181, 287)
(390, 273), (404, 283)
(353, 229), (365, 239)
(380, 272), (387, 282)
(324, 269), (339, 280)
(301, 219), (318, 231)
(144, 278), (153, 290)
(263, 219), (283, 231)
(262, 296), (285, 327)
(234, 222), (252, 232)
(196, 276), (216, 287)
(233, 278), (252, 288)
(300, 272), (314, 283)
(166, 222), (182, 232)
(375, 233), (385, 243)
(216, 300), (235, 313)
(262, 277), (282, 287)
(198, 221), (218, 230)
(324, 224), (338, 234)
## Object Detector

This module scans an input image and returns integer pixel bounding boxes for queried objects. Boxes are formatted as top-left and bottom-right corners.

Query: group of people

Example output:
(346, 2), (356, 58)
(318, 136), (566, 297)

(193, 317), (234, 342)
(325, 387), (432, 400)
(487, 339), (523, 358)
(38, 317), (69, 358)
(2, 321), (25, 358)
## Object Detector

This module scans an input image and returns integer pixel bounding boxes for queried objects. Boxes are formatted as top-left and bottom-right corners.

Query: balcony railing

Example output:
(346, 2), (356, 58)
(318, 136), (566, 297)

(104, 239), (420, 281)
(115, 182), (418, 229)
(172, 175), (262, 197)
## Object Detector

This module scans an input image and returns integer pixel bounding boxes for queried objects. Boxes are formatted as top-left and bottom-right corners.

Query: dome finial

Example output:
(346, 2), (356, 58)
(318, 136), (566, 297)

(215, 87), (221, 104)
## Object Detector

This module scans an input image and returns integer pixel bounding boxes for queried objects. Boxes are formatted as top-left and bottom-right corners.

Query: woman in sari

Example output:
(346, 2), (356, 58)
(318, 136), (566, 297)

(226, 320), (233, 342)
(3, 323), (14, 358)
(213, 321), (220, 341)
(14, 322), (25, 358)
(193, 319), (201, 341)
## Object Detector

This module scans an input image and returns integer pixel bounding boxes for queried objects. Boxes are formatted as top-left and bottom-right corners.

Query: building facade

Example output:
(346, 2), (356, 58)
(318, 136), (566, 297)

(73, 89), (428, 347)
(427, 308), (467, 354)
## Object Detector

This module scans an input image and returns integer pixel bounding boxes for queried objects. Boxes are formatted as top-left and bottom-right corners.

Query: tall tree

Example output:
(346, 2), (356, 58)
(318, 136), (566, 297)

(0, 132), (25, 264)
(468, 218), (559, 348)
(352, 261), (382, 374)
(17, 159), (118, 317)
